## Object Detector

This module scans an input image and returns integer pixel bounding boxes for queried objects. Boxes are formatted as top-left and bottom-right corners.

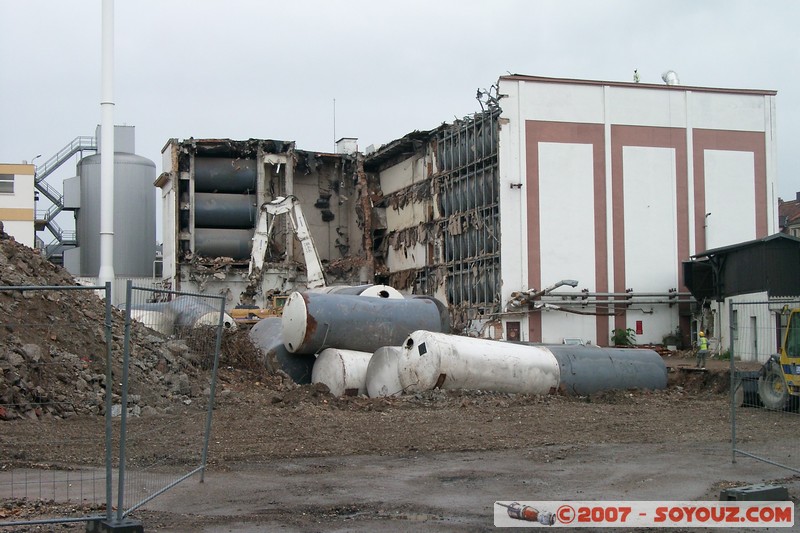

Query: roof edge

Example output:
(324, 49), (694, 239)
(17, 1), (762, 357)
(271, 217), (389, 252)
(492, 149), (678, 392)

(499, 74), (777, 96)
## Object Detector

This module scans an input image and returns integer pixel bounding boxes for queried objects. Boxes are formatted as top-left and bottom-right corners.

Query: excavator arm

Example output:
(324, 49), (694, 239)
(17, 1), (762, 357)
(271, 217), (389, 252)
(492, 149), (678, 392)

(249, 195), (327, 289)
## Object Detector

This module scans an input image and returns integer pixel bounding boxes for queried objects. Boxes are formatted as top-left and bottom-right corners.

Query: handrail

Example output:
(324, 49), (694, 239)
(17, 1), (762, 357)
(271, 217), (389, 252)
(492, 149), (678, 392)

(44, 239), (74, 259)
(35, 178), (63, 205)
(33, 135), (97, 252)
(43, 202), (63, 222)
(35, 136), (97, 183)
(46, 218), (63, 242)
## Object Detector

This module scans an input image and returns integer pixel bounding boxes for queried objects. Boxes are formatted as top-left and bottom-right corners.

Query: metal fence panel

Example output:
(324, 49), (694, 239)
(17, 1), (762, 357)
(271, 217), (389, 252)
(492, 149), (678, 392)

(730, 299), (800, 475)
(1, 282), (224, 528)
(115, 282), (223, 520)
(0, 284), (113, 528)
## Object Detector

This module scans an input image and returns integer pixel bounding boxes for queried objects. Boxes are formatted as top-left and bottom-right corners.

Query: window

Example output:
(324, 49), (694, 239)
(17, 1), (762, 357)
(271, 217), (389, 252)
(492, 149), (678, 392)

(786, 312), (800, 358)
(0, 174), (13, 194)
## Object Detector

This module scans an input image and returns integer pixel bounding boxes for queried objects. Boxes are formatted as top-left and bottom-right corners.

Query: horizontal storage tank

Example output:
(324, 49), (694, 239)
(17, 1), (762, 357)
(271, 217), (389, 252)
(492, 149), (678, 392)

(194, 192), (257, 229)
(129, 308), (173, 336)
(313, 284), (404, 299)
(312, 348), (373, 397)
(366, 346), (404, 398)
(194, 228), (254, 259)
(545, 345), (667, 395)
(171, 296), (237, 330)
(281, 292), (449, 354)
(397, 331), (561, 395)
(194, 157), (257, 193)
(249, 317), (314, 384)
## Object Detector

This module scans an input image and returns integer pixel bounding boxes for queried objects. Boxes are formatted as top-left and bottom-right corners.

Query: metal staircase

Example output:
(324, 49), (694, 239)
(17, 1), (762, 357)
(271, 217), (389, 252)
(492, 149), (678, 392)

(35, 136), (97, 184)
(34, 136), (97, 257)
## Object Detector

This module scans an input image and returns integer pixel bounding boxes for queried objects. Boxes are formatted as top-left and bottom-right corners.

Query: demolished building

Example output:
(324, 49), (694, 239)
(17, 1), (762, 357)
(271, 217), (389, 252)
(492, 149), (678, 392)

(157, 74), (778, 346)
(156, 138), (375, 310)
(365, 75), (777, 346)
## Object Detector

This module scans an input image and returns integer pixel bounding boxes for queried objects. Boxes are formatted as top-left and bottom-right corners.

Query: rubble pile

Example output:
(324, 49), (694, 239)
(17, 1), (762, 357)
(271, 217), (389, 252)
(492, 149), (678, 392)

(0, 223), (258, 421)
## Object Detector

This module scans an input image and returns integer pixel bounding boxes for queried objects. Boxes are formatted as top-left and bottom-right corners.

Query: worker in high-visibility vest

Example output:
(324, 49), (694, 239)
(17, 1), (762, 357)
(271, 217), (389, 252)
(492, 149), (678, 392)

(696, 331), (709, 368)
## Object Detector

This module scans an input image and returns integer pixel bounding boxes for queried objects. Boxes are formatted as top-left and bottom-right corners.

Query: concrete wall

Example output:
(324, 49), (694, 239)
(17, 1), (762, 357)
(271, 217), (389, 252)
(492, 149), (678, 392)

(498, 76), (777, 346)
(0, 164), (35, 247)
(158, 144), (176, 284)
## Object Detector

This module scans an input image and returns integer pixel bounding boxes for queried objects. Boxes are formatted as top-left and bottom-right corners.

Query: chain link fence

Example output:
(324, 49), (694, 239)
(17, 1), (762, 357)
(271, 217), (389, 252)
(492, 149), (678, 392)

(111, 282), (224, 522)
(0, 282), (225, 529)
(0, 284), (114, 528)
(730, 299), (800, 474)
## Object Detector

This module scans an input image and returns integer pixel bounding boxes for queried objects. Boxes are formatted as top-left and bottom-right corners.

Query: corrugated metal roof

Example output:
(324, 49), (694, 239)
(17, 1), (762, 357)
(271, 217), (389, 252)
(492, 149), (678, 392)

(692, 232), (800, 259)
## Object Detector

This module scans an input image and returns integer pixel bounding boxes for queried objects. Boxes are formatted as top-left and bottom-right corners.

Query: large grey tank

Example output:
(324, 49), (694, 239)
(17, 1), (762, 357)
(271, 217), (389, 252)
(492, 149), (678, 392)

(194, 228), (254, 259)
(76, 152), (156, 277)
(545, 345), (667, 395)
(194, 192), (257, 229)
(194, 157), (257, 193)
(281, 291), (449, 354)
(249, 317), (315, 384)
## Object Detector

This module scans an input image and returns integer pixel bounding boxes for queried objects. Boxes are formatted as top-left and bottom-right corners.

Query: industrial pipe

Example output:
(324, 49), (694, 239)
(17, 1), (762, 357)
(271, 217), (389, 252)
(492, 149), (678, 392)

(540, 299), (694, 306)
(547, 292), (693, 298)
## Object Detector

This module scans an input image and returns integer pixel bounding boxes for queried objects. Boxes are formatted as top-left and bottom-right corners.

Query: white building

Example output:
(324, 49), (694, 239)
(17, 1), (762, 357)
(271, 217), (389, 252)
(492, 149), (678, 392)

(367, 74), (778, 347)
(0, 163), (36, 247)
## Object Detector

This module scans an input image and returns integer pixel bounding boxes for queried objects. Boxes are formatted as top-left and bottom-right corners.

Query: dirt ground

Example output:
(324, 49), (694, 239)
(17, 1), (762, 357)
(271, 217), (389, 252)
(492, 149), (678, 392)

(1, 227), (798, 532)
(3, 353), (799, 532)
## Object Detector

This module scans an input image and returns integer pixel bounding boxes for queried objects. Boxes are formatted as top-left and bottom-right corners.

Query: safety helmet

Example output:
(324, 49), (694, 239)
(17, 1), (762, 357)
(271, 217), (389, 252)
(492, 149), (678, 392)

(699, 331), (705, 337)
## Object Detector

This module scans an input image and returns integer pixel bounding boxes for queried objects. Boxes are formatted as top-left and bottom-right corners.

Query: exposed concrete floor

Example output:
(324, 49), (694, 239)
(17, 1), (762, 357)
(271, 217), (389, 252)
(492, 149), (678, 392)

(139, 441), (798, 532)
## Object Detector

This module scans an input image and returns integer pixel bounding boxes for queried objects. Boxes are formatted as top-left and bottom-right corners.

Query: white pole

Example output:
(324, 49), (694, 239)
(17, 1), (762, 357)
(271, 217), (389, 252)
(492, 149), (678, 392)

(98, 0), (115, 290)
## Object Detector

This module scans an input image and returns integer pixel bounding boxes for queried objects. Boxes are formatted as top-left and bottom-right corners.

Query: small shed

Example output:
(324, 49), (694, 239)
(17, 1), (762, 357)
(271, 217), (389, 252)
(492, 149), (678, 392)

(684, 233), (800, 302)
(683, 233), (800, 361)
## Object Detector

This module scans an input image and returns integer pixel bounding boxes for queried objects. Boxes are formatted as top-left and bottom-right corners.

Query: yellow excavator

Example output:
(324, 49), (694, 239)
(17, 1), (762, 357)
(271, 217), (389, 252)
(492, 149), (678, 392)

(757, 308), (800, 410)
(229, 295), (288, 325)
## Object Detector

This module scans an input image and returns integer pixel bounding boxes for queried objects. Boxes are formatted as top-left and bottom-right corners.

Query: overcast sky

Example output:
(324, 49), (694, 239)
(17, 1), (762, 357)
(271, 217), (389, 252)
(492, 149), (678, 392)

(2, 0), (799, 223)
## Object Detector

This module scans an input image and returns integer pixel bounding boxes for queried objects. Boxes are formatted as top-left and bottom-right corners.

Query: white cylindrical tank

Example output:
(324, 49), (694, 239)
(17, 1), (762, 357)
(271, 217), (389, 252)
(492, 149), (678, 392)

(313, 284), (404, 299)
(171, 296), (237, 331)
(312, 348), (373, 397)
(130, 309), (173, 335)
(397, 331), (561, 394)
(366, 346), (404, 398)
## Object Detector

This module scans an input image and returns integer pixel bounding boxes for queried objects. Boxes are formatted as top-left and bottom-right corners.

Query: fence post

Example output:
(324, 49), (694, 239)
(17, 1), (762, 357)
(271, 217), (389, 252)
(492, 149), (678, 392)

(729, 299), (736, 464)
(116, 280), (134, 522)
(104, 282), (114, 522)
(200, 295), (225, 483)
